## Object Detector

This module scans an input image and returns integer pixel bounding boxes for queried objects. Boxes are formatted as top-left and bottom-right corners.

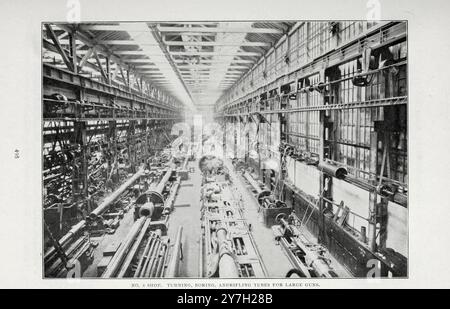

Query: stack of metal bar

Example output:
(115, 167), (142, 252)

(101, 217), (183, 278)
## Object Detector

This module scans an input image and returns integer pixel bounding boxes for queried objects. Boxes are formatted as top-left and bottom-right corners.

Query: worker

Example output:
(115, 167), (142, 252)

(288, 210), (297, 225)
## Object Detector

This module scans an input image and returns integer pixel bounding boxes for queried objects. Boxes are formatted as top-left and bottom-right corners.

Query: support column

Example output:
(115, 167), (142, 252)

(141, 119), (148, 161)
(72, 89), (88, 202)
(106, 57), (111, 85)
(368, 131), (379, 251)
(108, 119), (117, 170)
(69, 31), (77, 75)
(318, 110), (332, 243)
(127, 120), (137, 172)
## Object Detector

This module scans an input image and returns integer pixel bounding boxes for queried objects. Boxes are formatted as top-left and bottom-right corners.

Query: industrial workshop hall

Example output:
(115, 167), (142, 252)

(42, 21), (407, 278)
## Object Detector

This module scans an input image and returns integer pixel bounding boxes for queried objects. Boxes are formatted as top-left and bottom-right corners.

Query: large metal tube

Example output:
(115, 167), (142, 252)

(92, 168), (144, 216)
(138, 235), (159, 277)
(155, 168), (173, 195)
(133, 235), (155, 278)
(116, 218), (151, 278)
(164, 177), (181, 213)
(138, 202), (155, 217)
(154, 244), (168, 277)
(318, 161), (348, 179)
(243, 172), (262, 194)
(243, 172), (273, 205)
(165, 226), (183, 277)
(216, 228), (239, 278)
(102, 217), (148, 278)
(144, 240), (162, 277)
(140, 229), (162, 277)
(44, 169), (144, 261)
(135, 168), (173, 218)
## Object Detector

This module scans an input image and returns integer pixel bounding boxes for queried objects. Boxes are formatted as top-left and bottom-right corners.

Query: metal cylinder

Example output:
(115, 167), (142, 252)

(144, 241), (162, 277)
(136, 236), (157, 277)
(165, 226), (183, 277)
(318, 161), (348, 179)
(164, 177), (181, 213)
(138, 202), (155, 217)
(243, 172), (263, 194)
(136, 168), (173, 218)
(92, 168), (144, 217)
(140, 229), (162, 277)
(44, 169), (144, 261)
(133, 235), (155, 278)
(360, 226), (367, 243)
(154, 244), (168, 278)
(377, 184), (395, 197)
(102, 217), (148, 278)
(155, 168), (173, 194)
(216, 228), (239, 278)
(117, 218), (151, 278)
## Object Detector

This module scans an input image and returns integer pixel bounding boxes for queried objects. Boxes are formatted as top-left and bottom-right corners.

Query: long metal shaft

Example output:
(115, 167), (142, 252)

(243, 172), (263, 194)
(44, 169), (144, 261)
(102, 216), (147, 278)
(155, 168), (173, 194)
(144, 241), (161, 277)
(216, 228), (239, 278)
(116, 218), (151, 278)
(92, 168), (144, 216)
(133, 235), (155, 278)
(138, 236), (158, 277)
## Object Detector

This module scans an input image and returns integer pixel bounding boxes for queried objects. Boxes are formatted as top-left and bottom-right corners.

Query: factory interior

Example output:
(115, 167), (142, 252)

(42, 21), (408, 279)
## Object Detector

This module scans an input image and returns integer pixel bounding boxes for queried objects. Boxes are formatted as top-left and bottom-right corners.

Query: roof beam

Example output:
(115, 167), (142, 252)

(170, 51), (260, 57)
(78, 48), (94, 70)
(56, 24), (179, 103)
(97, 40), (142, 45)
(44, 24), (74, 71)
(163, 40), (270, 47)
(96, 39), (266, 48)
(133, 65), (160, 70)
(122, 59), (154, 63)
(183, 77), (239, 81)
(93, 50), (108, 82)
(114, 51), (149, 55)
(141, 72), (165, 75)
(174, 59), (254, 64)
(157, 26), (283, 34)
(176, 65), (249, 69)
(43, 39), (99, 74)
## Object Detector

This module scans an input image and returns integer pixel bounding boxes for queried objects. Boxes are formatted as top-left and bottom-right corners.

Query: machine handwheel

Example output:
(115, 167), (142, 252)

(275, 213), (287, 224)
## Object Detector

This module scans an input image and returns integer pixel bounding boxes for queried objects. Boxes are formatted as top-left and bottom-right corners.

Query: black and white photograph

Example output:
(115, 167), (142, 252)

(0, 0), (449, 290)
(41, 20), (408, 279)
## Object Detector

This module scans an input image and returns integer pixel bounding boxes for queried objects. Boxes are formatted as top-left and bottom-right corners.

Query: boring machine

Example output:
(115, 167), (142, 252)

(199, 156), (267, 278)
(101, 163), (184, 278)
(44, 167), (145, 277)
(273, 213), (338, 278)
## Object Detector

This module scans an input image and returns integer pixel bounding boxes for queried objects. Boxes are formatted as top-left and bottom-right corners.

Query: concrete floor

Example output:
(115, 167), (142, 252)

(166, 160), (202, 277)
